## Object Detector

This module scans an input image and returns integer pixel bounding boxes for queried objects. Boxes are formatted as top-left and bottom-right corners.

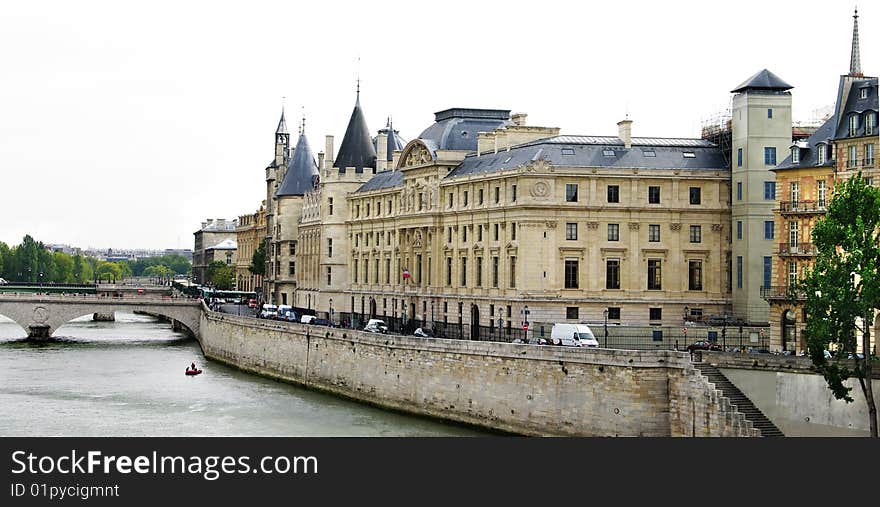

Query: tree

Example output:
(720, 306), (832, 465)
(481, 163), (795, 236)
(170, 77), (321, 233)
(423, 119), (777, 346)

(249, 238), (266, 276)
(206, 260), (233, 290)
(52, 252), (74, 283)
(800, 172), (879, 437)
(96, 261), (123, 283)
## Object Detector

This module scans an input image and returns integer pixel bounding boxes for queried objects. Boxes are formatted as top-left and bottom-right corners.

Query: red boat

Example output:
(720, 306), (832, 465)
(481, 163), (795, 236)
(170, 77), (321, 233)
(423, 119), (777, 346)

(185, 369), (202, 376)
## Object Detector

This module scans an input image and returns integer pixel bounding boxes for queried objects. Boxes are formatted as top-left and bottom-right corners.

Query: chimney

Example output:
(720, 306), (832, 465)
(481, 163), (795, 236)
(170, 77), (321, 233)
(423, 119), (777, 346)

(617, 119), (633, 149)
(511, 112), (528, 126)
(376, 132), (388, 172)
(325, 135), (334, 170)
(318, 151), (325, 169)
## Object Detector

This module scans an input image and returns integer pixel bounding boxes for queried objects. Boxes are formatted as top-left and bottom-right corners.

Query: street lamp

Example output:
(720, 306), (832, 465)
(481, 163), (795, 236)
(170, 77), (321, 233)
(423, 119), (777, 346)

(329, 298), (334, 324)
(521, 305), (530, 340)
(603, 309), (609, 348)
(431, 301), (435, 323)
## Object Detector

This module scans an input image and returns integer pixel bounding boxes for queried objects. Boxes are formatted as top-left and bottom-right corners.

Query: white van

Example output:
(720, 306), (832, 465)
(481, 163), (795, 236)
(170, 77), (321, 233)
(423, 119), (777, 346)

(300, 314), (316, 324)
(259, 304), (277, 319)
(551, 323), (599, 347)
(276, 305), (292, 320)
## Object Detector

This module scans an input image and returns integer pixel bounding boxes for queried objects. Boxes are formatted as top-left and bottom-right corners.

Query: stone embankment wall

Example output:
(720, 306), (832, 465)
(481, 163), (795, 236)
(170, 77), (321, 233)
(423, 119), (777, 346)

(198, 312), (756, 437)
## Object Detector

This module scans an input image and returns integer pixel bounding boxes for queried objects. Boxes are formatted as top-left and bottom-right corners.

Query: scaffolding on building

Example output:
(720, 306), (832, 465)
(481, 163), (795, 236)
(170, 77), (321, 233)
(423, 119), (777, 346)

(701, 102), (733, 169)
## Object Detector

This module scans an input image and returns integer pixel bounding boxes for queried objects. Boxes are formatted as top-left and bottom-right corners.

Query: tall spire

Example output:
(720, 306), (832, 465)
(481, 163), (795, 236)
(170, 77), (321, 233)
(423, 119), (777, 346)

(276, 107), (288, 135)
(850, 7), (863, 77)
(334, 90), (377, 173)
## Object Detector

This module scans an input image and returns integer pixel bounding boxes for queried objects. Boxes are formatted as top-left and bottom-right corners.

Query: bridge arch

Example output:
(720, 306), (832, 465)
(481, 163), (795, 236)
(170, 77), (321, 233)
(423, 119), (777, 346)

(0, 297), (202, 339)
(0, 313), (30, 338)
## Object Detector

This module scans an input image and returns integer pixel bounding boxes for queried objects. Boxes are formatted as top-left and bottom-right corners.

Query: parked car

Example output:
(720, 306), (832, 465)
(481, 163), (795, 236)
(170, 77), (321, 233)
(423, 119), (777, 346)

(275, 305), (292, 320)
(311, 318), (334, 327)
(259, 304), (278, 319)
(0, 277), (8, 285)
(364, 319), (388, 334)
(300, 315), (316, 325)
(686, 340), (723, 352)
(247, 299), (257, 309)
(413, 327), (435, 338)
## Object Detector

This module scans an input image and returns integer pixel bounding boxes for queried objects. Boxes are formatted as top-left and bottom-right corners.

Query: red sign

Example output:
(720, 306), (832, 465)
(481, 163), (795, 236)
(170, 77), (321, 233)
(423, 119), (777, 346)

(682, 327), (687, 335)
(523, 322), (529, 331)
(402, 268), (411, 279)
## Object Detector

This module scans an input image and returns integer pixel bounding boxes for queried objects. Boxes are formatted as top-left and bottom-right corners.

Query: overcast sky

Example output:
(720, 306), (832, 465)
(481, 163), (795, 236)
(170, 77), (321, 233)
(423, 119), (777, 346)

(0, 0), (872, 250)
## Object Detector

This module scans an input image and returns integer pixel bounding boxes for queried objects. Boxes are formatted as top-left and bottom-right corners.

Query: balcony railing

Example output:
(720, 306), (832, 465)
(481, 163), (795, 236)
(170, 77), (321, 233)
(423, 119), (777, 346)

(778, 242), (816, 256)
(845, 158), (877, 169)
(760, 285), (806, 300)
(777, 200), (826, 214)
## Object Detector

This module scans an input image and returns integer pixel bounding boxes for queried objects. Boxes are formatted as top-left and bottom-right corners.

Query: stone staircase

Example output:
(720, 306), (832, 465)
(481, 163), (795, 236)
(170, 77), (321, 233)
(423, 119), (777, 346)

(693, 362), (785, 437)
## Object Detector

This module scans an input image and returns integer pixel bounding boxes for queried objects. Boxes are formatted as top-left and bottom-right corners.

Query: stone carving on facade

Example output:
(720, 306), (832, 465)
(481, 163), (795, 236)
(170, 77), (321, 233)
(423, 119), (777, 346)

(629, 222), (640, 231)
(545, 221), (557, 229)
(525, 158), (551, 173)
(530, 180), (550, 199)
(670, 223), (682, 231)
(412, 230), (423, 248)
(586, 221), (599, 230)
(403, 144), (431, 167)
(711, 224), (723, 231)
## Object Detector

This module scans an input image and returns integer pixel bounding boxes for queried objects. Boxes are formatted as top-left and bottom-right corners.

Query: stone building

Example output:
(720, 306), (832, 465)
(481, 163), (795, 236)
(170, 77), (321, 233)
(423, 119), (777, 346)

(235, 203), (266, 293)
(192, 218), (238, 285)
(763, 8), (877, 353)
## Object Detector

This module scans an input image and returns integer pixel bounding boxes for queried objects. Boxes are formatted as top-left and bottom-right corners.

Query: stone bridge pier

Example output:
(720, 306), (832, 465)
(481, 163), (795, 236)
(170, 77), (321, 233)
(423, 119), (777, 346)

(0, 296), (203, 339)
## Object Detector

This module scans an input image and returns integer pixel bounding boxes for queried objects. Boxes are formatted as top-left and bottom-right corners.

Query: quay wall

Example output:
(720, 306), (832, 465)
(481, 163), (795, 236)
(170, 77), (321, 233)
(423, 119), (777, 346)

(197, 311), (757, 436)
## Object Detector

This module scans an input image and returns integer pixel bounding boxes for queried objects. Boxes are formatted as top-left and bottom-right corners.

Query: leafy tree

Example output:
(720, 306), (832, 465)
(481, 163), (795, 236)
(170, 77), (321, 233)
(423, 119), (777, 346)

(52, 252), (74, 283)
(206, 260), (234, 290)
(800, 173), (879, 437)
(96, 261), (123, 283)
(249, 238), (266, 276)
(72, 255), (84, 283)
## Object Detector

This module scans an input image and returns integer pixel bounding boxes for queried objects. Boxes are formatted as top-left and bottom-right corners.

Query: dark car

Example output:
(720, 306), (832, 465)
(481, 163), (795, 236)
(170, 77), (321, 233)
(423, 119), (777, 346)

(311, 318), (335, 327)
(686, 340), (722, 352)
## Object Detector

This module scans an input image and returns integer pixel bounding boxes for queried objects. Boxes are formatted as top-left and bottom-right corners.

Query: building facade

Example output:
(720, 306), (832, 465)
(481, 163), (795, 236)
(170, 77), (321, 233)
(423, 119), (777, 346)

(192, 218), (238, 285)
(235, 204), (266, 293)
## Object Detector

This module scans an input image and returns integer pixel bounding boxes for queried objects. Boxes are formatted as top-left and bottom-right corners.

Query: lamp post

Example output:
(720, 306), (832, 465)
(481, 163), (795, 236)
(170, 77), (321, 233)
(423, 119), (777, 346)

(603, 309), (609, 348)
(681, 306), (689, 351)
(521, 305), (530, 341)
(431, 301), (435, 323)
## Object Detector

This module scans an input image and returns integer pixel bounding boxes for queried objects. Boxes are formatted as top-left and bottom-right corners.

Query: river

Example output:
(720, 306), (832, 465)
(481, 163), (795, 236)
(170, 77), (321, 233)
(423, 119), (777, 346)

(0, 313), (482, 436)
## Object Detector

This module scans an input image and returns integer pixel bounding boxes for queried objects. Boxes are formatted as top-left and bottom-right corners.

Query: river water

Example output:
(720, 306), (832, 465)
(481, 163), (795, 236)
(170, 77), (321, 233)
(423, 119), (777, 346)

(0, 313), (482, 436)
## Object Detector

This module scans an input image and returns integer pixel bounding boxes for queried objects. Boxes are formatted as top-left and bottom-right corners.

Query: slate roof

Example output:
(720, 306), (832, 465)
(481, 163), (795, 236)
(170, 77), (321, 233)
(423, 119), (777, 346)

(833, 77), (878, 139)
(276, 133), (319, 197)
(373, 119), (407, 161)
(208, 239), (237, 250)
(276, 110), (288, 134)
(418, 108), (511, 151)
(334, 93), (377, 171)
(445, 136), (727, 180)
(354, 169), (403, 193)
(775, 114), (838, 170)
(731, 69), (793, 93)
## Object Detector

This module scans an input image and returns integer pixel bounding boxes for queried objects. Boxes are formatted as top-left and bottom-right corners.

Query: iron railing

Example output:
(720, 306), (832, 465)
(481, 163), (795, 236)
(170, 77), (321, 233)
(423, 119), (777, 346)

(777, 200), (826, 214)
(777, 242), (816, 256)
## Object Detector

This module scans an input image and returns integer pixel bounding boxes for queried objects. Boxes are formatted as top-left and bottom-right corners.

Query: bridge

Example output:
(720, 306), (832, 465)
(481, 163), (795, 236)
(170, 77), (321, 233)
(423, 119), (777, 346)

(0, 294), (202, 339)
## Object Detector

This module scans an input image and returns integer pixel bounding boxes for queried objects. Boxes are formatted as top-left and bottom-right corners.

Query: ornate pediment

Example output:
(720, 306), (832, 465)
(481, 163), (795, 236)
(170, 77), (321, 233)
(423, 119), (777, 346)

(400, 142), (434, 168)
(524, 157), (551, 173)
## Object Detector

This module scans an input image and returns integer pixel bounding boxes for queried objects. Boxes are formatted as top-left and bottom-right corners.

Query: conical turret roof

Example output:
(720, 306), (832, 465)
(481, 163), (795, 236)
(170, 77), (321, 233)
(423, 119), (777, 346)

(276, 132), (319, 197)
(373, 118), (407, 161)
(731, 69), (793, 93)
(276, 109), (288, 135)
(333, 92), (377, 171)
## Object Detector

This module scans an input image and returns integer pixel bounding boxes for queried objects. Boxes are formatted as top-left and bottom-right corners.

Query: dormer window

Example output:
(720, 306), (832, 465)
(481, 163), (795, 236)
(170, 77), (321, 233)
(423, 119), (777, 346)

(683, 152), (696, 158)
(861, 88), (869, 99)
(561, 148), (575, 156)
(642, 150), (656, 157)
(791, 147), (800, 164)
(602, 148), (615, 157)
(867, 113), (876, 136)
(849, 114), (859, 136)
(817, 144), (826, 165)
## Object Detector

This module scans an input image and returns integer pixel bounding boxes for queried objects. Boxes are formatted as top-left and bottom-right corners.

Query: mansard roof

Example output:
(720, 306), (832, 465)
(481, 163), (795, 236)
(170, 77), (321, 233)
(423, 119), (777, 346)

(276, 133), (319, 197)
(418, 108), (511, 151)
(445, 136), (727, 180)
(775, 115), (838, 170)
(354, 169), (403, 193)
(833, 77), (878, 139)
(731, 69), (793, 93)
(333, 93), (377, 171)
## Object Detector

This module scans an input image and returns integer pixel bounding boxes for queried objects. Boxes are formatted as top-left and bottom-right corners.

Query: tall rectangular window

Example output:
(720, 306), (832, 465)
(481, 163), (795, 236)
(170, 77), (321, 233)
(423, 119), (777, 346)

(363, 260), (368, 283)
(494, 224), (499, 241)
(460, 257), (467, 287)
(736, 256), (743, 289)
(607, 185), (620, 203)
(328, 197), (334, 215)
(648, 224), (660, 242)
(767, 108), (773, 119)
(764, 181), (775, 200)
(867, 113), (876, 135)
(764, 147), (777, 166)
(689, 187), (701, 205)
(763, 256), (772, 289)
(788, 261), (797, 286)
(565, 184), (578, 202)
(463, 190), (468, 206)
(448, 193), (453, 208)
(689, 225), (702, 243)
(564, 260), (579, 289)
(817, 180), (826, 208)
(818, 144), (826, 165)
(494, 187), (500, 203)
(764, 221), (774, 240)
(446, 257), (452, 286)
(688, 260), (703, 291)
(849, 145), (858, 168)
(479, 189), (484, 205)
(462, 227), (467, 242)
(509, 256), (516, 288)
(608, 224), (619, 241)
(492, 257), (499, 288)
(418, 193), (423, 210)
(737, 148), (743, 167)
(385, 259), (390, 284)
(327, 238), (333, 257)
(866, 144), (875, 165)
(512, 184), (517, 202)
(648, 186), (660, 204)
(737, 221), (743, 240)
(512, 223), (516, 241)
(476, 257), (482, 287)
(649, 308), (662, 321)
(478, 224), (483, 242)
(606, 259), (620, 289)
(374, 258), (379, 283)
(327, 266), (332, 285)
(289, 242), (296, 256)
(416, 254), (422, 285)
(647, 259), (662, 290)
(566, 223), (578, 240)
(790, 181), (800, 207)
(447, 227), (452, 243)
(354, 260), (358, 283)
(289, 261), (295, 276)
(789, 221), (798, 247)
(737, 182), (742, 200)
